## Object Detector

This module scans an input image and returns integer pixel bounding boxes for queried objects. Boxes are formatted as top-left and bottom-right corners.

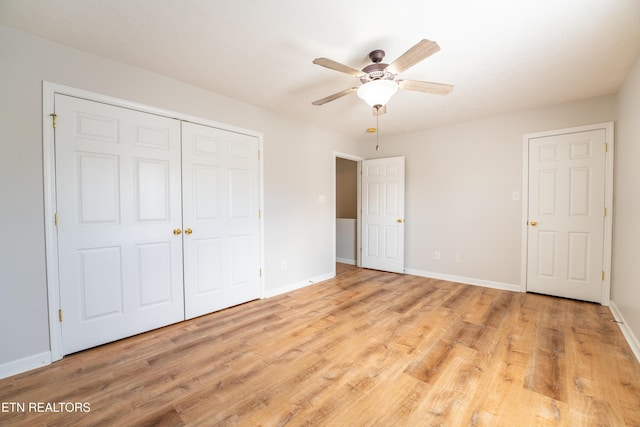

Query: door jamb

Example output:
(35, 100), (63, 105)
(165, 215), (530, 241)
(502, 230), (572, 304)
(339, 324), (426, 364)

(520, 122), (614, 305)
(42, 81), (265, 361)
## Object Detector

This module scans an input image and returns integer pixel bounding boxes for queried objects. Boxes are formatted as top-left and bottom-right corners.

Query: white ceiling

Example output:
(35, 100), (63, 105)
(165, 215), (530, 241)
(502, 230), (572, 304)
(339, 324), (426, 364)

(1, 0), (639, 139)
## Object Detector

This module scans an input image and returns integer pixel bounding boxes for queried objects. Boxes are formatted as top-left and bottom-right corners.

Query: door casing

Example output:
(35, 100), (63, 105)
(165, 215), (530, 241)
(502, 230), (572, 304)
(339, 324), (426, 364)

(42, 82), (264, 361)
(520, 122), (614, 305)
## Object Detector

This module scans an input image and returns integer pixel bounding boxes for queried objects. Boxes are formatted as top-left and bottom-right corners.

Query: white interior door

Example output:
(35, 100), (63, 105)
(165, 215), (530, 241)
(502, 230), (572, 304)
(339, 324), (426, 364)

(182, 122), (261, 319)
(361, 156), (405, 273)
(55, 94), (184, 354)
(526, 129), (606, 302)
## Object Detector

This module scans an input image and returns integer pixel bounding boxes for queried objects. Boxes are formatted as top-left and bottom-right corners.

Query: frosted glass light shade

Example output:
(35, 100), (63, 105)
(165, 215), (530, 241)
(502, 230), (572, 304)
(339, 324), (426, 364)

(356, 79), (399, 107)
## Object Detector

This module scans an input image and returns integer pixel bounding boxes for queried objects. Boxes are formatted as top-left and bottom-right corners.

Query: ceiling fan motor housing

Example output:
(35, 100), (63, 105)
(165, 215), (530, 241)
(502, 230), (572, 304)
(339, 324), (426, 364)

(361, 49), (395, 83)
(361, 63), (395, 83)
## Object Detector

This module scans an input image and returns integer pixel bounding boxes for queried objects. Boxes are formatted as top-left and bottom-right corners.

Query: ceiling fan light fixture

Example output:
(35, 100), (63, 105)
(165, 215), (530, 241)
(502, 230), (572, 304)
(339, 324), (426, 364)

(356, 79), (398, 108)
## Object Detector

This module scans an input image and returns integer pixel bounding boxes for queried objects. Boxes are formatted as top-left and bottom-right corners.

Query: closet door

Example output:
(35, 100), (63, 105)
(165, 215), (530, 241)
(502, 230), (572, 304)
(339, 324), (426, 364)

(182, 122), (261, 319)
(55, 95), (184, 355)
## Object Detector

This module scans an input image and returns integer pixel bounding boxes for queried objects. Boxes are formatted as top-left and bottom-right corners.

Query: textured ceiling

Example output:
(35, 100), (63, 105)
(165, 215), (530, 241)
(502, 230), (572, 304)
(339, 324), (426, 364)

(1, 0), (639, 139)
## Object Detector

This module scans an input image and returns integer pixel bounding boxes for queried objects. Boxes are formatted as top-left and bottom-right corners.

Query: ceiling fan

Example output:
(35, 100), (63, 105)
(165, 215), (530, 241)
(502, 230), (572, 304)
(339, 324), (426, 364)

(311, 39), (453, 113)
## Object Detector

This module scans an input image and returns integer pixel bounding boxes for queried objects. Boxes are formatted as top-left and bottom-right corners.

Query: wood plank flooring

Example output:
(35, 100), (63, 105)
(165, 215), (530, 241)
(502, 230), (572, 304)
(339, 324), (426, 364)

(1, 264), (639, 426)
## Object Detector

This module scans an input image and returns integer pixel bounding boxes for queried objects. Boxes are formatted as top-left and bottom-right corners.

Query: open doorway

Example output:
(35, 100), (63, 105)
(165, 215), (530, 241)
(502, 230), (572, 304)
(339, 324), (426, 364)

(336, 157), (358, 265)
(334, 152), (364, 273)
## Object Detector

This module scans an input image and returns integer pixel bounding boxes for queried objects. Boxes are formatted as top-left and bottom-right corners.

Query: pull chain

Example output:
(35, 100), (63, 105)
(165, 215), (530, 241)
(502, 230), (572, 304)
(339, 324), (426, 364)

(375, 105), (381, 151)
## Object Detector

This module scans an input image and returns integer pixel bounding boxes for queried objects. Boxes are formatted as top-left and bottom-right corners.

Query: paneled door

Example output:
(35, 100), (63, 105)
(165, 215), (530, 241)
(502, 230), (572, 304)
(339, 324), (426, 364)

(182, 122), (261, 319)
(526, 129), (607, 302)
(361, 156), (405, 273)
(55, 94), (184, 354)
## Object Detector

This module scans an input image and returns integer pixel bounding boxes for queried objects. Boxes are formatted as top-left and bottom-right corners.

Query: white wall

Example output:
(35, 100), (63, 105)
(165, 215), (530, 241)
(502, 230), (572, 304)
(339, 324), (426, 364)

(611, 55), (640, 353)
(359, 96), (617, 288)
(0, 25), (359, 371)
(336, 219), (357, 264)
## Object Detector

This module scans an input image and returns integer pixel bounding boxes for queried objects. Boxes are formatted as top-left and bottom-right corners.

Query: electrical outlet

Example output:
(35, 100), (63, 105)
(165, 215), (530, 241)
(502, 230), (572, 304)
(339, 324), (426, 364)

(281, 260), (287, 271)
(434, 251), (441, 260)
(455, 254), (461, 262)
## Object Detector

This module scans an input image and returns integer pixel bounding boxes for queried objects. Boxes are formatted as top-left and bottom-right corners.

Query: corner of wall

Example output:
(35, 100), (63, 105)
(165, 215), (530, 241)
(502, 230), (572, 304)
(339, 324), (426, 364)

(609, 301), (640, 364)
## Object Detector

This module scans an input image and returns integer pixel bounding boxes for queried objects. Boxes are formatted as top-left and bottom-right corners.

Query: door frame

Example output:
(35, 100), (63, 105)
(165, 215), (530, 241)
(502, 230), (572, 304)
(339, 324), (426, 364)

(520, 122), (614, 305)
(42, 81), (265, 361)
(333, 152), (365, 273)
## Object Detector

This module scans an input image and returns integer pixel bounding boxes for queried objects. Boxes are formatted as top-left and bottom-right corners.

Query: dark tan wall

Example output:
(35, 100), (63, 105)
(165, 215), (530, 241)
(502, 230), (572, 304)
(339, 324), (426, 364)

(336, 158), (357, 218)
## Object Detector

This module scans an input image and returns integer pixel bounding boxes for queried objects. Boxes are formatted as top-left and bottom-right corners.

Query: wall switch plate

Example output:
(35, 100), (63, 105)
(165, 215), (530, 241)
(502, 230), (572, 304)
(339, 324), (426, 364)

(434, 251), (441, 260)
(512, 191), (520, 201)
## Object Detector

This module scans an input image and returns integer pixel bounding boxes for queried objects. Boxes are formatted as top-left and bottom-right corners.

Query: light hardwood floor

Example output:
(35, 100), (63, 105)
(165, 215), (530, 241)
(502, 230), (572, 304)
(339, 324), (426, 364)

(1, 264), (639, 426)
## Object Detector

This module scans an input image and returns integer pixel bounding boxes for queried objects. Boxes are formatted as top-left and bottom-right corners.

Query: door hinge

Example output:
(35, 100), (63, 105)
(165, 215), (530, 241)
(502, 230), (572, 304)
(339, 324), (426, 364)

(603, 207), (607, 217)
(258, 209), (261, 219)
(259, 268), (262, 277)
(54, 213), (59, 227)
(258, 150), (261, 160)
(50, 113), (57, 129)
(601, 271), (605, 281)
(58, 309), (63, 322)
(604, 143), (608, 153)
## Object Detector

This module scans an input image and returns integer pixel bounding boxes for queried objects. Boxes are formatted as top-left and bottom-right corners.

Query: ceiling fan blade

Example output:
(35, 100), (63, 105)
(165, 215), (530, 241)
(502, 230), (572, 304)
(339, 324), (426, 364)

(313, 58), (362, 77)
(387, 39), (441, 74)
(398, 79), (454, 95)
(312, 87), (358, 106)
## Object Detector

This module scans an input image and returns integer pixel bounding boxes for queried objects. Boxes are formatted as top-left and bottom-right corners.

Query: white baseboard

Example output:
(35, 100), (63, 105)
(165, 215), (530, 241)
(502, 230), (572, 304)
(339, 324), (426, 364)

(404, 268), (521, 293)
(609, 301), (640, 364)
(336, 258), (356, 265)
(264, 272), (335, 298)
(0, 351), (51, 380)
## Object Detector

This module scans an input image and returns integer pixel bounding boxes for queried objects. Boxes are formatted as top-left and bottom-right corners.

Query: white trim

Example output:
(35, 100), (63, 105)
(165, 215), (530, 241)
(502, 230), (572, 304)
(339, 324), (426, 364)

(520, 132), (530, 293)
(405, 269), (521, 293)
(0, 352), (51, 380)
(520, 122), (614, 305)
(42, 81), (265, 361)
(264, 272), (335, 298)
(334, 151), (364, 162)
(601, 123), (615, 306)
(356, 161), (362, 267)
(609, 301), (640, 364)
(336, 258), (356, 265)
(42, 83), (63, 362)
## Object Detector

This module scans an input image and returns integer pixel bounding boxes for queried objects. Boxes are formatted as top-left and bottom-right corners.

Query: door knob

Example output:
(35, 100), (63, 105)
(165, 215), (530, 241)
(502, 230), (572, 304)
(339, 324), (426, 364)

(397, 219), (404, 223)
(530, 221), (538, 227)
(173, 228), (182, 235)
(184, 228), (193, 235)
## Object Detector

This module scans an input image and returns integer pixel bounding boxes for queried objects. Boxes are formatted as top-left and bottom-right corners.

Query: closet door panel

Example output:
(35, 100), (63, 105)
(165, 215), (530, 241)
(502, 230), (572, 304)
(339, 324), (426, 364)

(55, 94), (184, 355)
(182, 122), (261, 319)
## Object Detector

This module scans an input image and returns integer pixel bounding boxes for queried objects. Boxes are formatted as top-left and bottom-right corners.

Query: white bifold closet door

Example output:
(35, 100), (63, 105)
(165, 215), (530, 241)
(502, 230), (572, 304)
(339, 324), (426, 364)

(181, 122), (261, 319)
(55, 95), (260, 355)
(55, 95), (185, 354)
